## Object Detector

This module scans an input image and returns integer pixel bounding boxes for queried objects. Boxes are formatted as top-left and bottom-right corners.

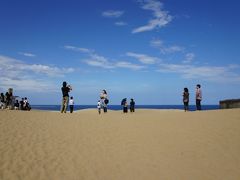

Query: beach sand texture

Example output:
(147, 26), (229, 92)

(0, 109), (240, 180)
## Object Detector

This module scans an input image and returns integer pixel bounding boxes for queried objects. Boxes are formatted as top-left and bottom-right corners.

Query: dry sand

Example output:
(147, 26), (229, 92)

(0, 108), (240, 180)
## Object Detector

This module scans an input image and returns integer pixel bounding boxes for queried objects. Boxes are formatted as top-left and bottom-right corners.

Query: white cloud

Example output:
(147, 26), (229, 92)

(0, 55), (74, 92)
(0, 77), (58, 93)
(64, 45), (93, 53)
(126, 52), (159, 64)
(158, 63), (240, 83)
(150, 39), (184, 54)
(132, 0), (172, 33)
(19, 52), (36, 57)
(115, 21), (127, 26)
(84, 54), (115, 69)
(65, 45), (146, 70)
(115, 61), (145, 70)
(183, 53), (195, 63)
(102, 10), (124, 18)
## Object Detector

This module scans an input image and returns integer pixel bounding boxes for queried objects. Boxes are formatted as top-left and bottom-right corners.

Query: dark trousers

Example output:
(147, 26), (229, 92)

(103, 107), (107, 113)
(196, 99), (201, 110)
(184, 102), (189, 111)
(130, 106), (135, 112)
(70, 105), (74, 113)
(123, 107), (128, 113)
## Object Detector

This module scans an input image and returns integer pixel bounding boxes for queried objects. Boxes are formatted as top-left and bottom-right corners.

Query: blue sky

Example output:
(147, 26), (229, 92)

(0, 0), (240, 105)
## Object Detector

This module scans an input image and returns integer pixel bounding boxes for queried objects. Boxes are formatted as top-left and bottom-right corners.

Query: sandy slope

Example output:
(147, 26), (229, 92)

(0, 109), (240, 180)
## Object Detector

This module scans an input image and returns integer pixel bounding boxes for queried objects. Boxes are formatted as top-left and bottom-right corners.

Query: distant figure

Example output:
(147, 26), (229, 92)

(99, 90), (109, 113)
(69, 96), (74, 113)
(121, 98), (128, 113)
(103, 98), (108, 113)
(23, 97), (31, 111)
(5, 88), (13, 109)
(97, 100), (101, 114)
(130, 99), (135, 113)
(20, 98), (24, 110)
(183, 88), (189, 112)
(14, 100), (20, 110)
(61, 81), (72, 113)
(0, 93), (5, 109)
(196, 84), (202, 110)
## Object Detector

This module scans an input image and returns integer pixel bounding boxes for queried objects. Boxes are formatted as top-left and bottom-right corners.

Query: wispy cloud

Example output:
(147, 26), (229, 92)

(183, 53), (195, 63)
(126, 52), (160, 64)
(18, 52), (36, 57)
(65, 45), (145, 70)
(158, 63), (240, 83)
(102, 10), (124, 18)
(84, 54), (115, 69)
(150, 39), (184, 54)
(132, 0), (172, 33)
(115, 61), (144, 70)
(115, 21), (127, 26)
(0, 55), (74, 92)
(64, 45), (93, 53)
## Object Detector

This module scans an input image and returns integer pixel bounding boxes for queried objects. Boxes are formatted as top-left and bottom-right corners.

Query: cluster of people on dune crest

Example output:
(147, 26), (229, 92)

(182, 84), (202, 112)
(60, 81), (203, 113)
(0, 88), (31, 111)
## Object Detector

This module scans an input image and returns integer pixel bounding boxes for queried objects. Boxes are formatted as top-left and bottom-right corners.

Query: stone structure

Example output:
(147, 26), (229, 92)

(219, 99), (240, 109)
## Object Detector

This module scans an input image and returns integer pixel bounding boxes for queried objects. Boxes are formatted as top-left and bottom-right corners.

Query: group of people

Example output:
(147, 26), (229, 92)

(0, 88), (31, 111)
(60, 81), (203, 113)
(121, 98), (135, 113)
(182, 84), (202, 112)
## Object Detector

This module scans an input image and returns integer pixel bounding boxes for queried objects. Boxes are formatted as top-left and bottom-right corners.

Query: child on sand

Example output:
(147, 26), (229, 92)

(97, 100), (101, 114)
(69, 96), (74, 113)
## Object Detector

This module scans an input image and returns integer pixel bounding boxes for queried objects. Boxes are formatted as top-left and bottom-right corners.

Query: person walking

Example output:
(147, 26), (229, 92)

(196, 84), (202, 110)
(130, 98), (135, 113)
(183, 88), (189, 112)
(61, 81), (72, 113)
(69, 96), (74, 113)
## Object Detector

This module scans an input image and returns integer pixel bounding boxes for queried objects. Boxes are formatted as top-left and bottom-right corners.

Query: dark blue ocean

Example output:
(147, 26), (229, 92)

(31, 105), (219, 111)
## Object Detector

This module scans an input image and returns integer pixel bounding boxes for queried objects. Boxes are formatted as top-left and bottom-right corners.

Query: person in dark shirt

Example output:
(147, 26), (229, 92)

(183, 88), (189, 112)
(14, 100), (20, 110)
(130, 99), (135, 113)
(20, 98), (24, 110)
(0, 93), (5, 103)
(61, 81), (71, 113)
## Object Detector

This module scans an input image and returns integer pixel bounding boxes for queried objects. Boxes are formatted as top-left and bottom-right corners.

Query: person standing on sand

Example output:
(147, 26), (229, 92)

(61, 81), (72, 113)
(183, 88), (189, 112)
(69, 96), (74, 113)
(130, 98), (135, 112)
(196, 84), (202, 110)
(97, 100), (101, 114)
(121, 98), (128, 113)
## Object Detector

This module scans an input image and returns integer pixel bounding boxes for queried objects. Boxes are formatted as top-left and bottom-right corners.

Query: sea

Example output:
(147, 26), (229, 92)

(31, 105), (219, 111)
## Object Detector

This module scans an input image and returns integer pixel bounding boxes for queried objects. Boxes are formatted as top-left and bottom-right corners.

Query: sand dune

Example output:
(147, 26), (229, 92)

(0, 109), (240, 180)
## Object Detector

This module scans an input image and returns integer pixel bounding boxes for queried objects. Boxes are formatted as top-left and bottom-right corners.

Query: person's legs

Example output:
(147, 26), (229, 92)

(63, 96), (69, 113)
(196, 99), (201, 110)
(70, 105), (73, 113)
(61, 98), (65, 113)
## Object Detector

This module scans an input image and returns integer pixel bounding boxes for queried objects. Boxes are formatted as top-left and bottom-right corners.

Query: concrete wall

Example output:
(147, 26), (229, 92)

(219, 99), (240, 109)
